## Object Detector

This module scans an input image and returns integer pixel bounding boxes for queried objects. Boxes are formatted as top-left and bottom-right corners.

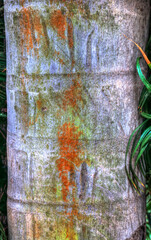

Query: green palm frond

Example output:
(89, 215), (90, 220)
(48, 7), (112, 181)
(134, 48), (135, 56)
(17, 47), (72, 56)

(125, 57), (151, 192)
(0, 222), (7, 240)
(125, 34), (151, 237)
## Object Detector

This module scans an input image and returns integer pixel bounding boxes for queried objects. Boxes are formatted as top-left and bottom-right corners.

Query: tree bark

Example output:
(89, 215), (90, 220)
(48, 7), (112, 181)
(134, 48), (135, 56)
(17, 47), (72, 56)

(4, 0), (150, 239)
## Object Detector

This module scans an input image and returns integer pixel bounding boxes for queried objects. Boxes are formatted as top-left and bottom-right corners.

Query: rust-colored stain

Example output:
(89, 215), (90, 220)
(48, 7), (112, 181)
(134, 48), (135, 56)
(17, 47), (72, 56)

(59, 58), (65, 65)
(67, 18), (75, 69)
(53, 50), (69, 68)
(63, 79), (82, 111)
(18, 2), (90, 238)
(56, 74), (85, 237)
(33, 13), (44, 46)
(50, 9), (76, 70)
(36, 99), (42, 110)
(50, 10), (67, 40)
(34, 216), (42, 239)
(67, 18), (74, 49)
(20, 8), (33, 53)
(56, 70), (85, 237)
(57, 122), (83, 202)
(20, 0), (25, 6)
(56, 119), (85, 239)
(18, 5), (46, 132)
(54, 50), (60, 56)
(19, 7), (44, 53)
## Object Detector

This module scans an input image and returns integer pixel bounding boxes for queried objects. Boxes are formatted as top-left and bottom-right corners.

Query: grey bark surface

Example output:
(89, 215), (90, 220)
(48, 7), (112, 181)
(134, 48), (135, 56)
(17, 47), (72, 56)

(4, 0), (150, 239)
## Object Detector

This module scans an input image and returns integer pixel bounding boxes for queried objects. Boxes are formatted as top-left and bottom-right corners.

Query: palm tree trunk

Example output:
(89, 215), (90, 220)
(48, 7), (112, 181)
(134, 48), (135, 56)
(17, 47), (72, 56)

(4, 0), (150, 239)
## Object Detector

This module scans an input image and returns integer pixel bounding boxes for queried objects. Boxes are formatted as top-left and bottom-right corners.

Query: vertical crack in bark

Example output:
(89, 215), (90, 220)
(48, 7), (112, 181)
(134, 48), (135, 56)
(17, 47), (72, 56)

(28, 10), (37, 48)
(34, 98), (36, 136)
(96, 41), (100, 71)
(67, 17), (75, 71)
(91, 167), (98, 203)
(41, 15), (50, 48)
(80, 161), (88, 201)
(86, 29), (94, 71)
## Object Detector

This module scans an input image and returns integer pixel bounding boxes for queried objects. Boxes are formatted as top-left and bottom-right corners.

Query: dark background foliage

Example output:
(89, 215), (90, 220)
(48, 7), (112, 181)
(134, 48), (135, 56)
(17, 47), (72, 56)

(0, 0), (7, 238)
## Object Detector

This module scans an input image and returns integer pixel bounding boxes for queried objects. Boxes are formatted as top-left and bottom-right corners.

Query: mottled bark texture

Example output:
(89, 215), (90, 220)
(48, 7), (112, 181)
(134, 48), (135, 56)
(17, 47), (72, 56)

(4, 0), (150, 239)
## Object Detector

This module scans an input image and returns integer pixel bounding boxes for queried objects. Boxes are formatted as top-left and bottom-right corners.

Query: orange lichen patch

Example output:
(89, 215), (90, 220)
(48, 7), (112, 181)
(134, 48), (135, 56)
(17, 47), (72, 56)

(29, 115), (39, 127)
(54, 50), (60, 56)
(34, 216), (42, 239)
(33, 13), (44, 46)
(65, 201), (90, 240)
(50, 10), (67, 40)
(20, 0), (25, 6)
(67, 18), (74, 49)
(53, 50), (69, 68)
(29, 119), (32, 127)
(59, 58), (65, 65)
(67, 18), (75, 69)
(51, 17), (75, 69)
(66, 220), (78, 240)
(36, 99), (42, 110)
(20, 8), (33, 53)
(56, 122), (83, 202)
(19, 7), (44, 53)
(63, 79), (82, 111)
